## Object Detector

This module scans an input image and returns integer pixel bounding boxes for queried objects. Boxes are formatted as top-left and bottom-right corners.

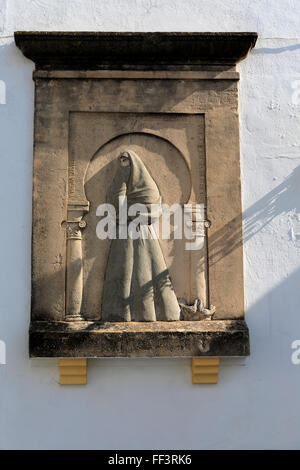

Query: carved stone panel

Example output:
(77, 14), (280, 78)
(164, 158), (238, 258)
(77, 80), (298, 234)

(15, 32), (257, 357)
(69, 112), (206, 319)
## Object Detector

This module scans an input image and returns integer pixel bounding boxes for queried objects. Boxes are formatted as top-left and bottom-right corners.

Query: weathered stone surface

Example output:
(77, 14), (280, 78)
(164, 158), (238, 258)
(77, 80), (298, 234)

(29, 320), (250, 358)
(14, 31), (256, 358)
(15, 32), (257, 69)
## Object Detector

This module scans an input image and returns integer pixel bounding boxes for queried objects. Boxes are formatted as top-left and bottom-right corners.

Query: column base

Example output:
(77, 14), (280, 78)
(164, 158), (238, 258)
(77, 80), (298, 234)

(65, 314), (85, 322)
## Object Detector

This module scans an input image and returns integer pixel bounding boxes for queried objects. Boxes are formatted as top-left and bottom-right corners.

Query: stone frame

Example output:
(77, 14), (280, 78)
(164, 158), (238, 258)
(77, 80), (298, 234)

(15, 32), (257, 357)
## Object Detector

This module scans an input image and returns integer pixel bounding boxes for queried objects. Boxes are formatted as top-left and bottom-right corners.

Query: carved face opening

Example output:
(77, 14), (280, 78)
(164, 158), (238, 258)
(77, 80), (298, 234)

(119, 151), (131, 167)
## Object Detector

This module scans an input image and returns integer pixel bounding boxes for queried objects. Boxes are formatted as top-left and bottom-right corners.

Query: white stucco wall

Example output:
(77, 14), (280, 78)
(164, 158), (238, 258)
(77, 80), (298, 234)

(0, 0), (300, 450)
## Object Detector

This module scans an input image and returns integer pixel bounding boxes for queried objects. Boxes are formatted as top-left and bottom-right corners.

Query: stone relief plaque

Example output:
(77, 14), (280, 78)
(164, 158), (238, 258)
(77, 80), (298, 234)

(71, 112), (207, 321)
(15, 32), (257, 357)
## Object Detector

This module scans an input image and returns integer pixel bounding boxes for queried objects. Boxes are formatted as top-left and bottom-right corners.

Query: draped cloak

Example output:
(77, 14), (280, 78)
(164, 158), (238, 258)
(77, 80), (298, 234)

(101, 150), (181, 321)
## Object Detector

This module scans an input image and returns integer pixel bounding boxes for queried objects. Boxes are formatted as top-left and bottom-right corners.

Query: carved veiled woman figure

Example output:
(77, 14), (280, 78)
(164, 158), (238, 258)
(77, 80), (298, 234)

(101, 149), (180, 322)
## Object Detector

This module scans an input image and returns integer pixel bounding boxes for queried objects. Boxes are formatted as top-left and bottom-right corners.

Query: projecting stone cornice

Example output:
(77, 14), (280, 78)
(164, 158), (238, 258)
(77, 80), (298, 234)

(15, 31), (257, 70)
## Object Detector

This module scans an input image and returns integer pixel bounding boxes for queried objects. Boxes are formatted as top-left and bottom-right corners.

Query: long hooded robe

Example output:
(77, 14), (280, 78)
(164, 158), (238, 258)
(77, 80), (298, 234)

(101, 150), (181, 322)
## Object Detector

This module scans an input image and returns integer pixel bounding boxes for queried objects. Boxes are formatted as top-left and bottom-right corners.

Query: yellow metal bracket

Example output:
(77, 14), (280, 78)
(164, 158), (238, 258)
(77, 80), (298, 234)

(191, 357), (220, 384)
(58, 357), (220, 385)
(59, 358), (87, 385)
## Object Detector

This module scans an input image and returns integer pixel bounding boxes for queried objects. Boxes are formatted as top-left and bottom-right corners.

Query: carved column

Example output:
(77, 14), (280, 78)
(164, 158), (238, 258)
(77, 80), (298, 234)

(65, 201), (89, 321)
(184, 204), (209, 308)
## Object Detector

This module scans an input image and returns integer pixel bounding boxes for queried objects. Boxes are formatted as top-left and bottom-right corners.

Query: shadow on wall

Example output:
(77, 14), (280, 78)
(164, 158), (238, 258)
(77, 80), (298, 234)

(246, 264), (300, 340)
(209, 165), (300, 267)
(253, 43), (300, 55)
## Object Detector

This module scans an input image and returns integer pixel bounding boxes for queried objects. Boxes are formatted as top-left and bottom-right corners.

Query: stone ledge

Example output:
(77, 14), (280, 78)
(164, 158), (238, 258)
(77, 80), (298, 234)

(15, 32), (258, 69)
(29, 320), (250, 358)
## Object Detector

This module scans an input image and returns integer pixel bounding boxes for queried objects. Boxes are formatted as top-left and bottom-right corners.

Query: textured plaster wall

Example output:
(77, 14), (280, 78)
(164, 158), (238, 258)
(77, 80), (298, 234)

(0, 0), (300, 450)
